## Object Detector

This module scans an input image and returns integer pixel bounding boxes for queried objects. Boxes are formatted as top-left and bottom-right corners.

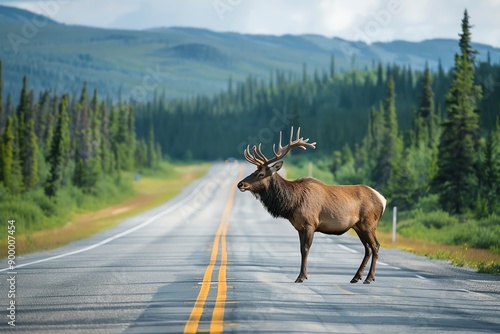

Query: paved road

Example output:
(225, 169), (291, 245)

(1, 163), (499, 333)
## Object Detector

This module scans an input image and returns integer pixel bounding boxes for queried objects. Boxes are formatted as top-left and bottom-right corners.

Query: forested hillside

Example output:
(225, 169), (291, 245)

(1, 4), (500, 101)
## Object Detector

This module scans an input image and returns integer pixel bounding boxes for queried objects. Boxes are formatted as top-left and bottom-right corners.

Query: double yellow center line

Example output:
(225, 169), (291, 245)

(184, 166), (244, 334)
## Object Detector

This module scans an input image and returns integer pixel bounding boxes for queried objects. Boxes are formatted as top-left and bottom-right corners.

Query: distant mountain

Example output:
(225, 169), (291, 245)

(0, 5), (499, 101)
(0, 5), (60, 25)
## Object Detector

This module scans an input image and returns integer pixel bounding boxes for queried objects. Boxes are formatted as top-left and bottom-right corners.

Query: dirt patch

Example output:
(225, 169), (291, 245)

(376, 230), (500, 267)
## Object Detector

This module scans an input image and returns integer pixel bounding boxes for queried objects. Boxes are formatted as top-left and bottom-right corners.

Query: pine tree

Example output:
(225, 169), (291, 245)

(117, 105), (128, 163)
(495, 121), (500, 200)
(1, 117), (13, 189)
(147, 123), (156, 168)
(115, 104), (133, 170)
(12, 140), (24, 194)
(329, 55), (335, 79)
(43, 96), (57, 156)
(433, 10), (482, 214)
(73, 83), (103, 191)
(135, 138), (148, 168)
(45, 95), (70, 197)
(109, 105), (120, 172)
(373, 77), (402, 189)
(369, 104), (385, 159)
(0, 61), (3, 182)
(16, 75), (31, 187)
(5, 94), (12, 118)
(127, 104), (136, 168)
(99, 101), (113, 173)
(0, 60), (4, 131)
(155, 142), (162, 167)
(1, 117), (23, 194)
(73, 84), (91, 189)
(341, 143), (354, 166)
(476, 130), (500, 215)
(36, 91), (50, 147)
(415, 67), (438, 147)
(88, 88), (101, 186)
(23, 119), (39, 189)
(385, 148), (418, 210)
(302, 63), (307, 85)
(459, 10), (478, 63)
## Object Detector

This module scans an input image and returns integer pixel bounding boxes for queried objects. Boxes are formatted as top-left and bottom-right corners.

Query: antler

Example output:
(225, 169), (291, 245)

(243, 127), (316, 167)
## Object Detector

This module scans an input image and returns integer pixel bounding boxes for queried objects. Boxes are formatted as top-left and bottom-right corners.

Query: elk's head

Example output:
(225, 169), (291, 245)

(237, 127), (316, 193)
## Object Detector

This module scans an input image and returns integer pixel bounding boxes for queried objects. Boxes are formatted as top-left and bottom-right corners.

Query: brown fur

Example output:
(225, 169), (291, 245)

(238, 163), (386, 284)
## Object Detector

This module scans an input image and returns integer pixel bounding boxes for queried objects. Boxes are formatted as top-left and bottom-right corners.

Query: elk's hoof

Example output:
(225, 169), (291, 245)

(295, 277), (305, 283)
(363, 279), (372, 284)
(350, 277), (361, 283)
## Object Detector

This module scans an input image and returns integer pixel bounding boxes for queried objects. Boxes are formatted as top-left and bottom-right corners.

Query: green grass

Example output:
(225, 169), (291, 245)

(284, 156), (335, 184)
(378, 207), (500, 253)
(377, 201), (500, 274)
(0, 174), (134, 235)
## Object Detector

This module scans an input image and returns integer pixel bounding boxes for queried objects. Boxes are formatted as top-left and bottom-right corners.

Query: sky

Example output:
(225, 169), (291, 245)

(1, 0), (500, 47)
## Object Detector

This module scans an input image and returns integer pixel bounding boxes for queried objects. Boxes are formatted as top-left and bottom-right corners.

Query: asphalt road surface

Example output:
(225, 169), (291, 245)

(2, 163), (499, 333)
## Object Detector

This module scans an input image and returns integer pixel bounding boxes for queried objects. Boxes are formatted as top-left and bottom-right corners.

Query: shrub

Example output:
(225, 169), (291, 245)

(477, 261), (500, 274)
(414, 194), (440, 212)
(25, 189), (59, 217)
(413, 210), (459, 229)
(0, 172), (136, 235)
(0, 198), (46, 233)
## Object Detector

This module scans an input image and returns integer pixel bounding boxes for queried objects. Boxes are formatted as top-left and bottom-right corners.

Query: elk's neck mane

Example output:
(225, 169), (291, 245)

(254, 174), (306, 220)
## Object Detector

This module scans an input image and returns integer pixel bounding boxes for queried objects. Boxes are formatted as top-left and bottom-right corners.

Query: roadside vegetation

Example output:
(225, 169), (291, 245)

(0, 161), (209, 257)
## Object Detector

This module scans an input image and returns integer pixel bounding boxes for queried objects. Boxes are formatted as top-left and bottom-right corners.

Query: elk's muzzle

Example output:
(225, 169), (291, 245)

(237, 182), (249, 192)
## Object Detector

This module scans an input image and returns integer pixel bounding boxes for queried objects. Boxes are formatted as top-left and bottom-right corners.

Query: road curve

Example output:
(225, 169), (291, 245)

(1, 162), (499, 333)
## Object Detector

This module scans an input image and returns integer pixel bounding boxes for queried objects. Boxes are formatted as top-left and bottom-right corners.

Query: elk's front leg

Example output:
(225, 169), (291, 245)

(295, 228), (314, 283)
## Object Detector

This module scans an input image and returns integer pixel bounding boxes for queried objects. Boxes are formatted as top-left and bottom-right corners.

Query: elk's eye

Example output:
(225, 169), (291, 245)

(258, 173), (265, 178)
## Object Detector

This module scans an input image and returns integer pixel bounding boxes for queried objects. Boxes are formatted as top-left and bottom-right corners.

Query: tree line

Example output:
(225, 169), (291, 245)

(0, 68), (162, 198)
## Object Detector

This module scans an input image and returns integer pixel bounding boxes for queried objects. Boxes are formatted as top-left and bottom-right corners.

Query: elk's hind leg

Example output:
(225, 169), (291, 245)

(363, 232), (380, 284)
(350, 225), (371, 283)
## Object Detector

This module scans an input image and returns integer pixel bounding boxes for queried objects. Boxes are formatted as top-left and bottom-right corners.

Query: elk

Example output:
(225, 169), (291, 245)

(237, 127), (386, 284)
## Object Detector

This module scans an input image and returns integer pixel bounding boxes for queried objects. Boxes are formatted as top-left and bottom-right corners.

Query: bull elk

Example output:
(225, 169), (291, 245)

(237, 127), (386, 284)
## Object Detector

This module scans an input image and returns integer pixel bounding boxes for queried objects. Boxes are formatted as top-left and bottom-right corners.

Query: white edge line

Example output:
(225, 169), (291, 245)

(338, 244), (359, 254)
(1, 180), (207, 272)
(415, 274), (426, 279)
(470, 279), (499, 283)
(337, 246), (401, 270)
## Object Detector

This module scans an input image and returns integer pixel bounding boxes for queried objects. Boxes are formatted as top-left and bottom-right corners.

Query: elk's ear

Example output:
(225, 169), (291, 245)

(270, 161), (283, 173)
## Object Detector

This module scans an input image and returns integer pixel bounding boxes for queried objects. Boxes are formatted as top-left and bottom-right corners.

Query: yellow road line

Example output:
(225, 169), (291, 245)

(184, 165), (244, 334)
(210, 181), (235, 333)
(184, 223), (223, 334)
